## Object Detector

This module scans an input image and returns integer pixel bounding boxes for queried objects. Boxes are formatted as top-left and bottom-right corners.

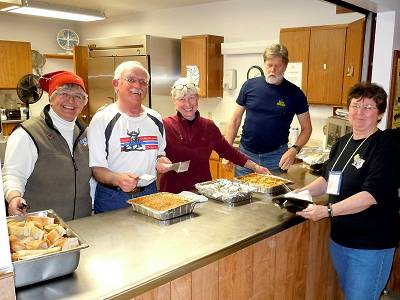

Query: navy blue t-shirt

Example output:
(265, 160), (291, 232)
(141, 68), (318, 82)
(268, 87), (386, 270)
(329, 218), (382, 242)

(236, 76), (308, 153)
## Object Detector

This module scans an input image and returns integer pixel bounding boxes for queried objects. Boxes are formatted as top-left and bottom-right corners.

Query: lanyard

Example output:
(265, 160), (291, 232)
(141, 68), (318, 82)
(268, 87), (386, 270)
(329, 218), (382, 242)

(330, 133), (372, 173)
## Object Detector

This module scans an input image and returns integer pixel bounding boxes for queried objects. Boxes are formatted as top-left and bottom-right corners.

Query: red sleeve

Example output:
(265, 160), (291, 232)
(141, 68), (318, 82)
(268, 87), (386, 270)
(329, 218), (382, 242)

(208, 120), (248, 166)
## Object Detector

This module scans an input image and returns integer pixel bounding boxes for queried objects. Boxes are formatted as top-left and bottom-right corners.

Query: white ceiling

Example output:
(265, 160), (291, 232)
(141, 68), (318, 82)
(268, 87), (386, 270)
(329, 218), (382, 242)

(45, 0), (229, 18)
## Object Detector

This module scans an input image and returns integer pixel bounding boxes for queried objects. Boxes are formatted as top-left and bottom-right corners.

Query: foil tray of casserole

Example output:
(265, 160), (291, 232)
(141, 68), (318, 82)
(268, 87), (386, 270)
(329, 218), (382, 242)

(7, 210), (89, 288)
(127, 192), (197, 221)
(234, 173), (293, 194)
(195, 179), (256, 204)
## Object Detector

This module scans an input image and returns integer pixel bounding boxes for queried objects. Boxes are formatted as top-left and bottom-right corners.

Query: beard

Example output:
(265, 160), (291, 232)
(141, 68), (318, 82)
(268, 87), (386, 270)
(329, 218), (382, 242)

(266, 74), (284, 85)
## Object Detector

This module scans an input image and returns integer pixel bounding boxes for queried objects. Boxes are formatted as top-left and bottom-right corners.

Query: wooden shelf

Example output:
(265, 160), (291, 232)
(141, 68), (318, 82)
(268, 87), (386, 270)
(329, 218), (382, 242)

(44, 53), (73, 59)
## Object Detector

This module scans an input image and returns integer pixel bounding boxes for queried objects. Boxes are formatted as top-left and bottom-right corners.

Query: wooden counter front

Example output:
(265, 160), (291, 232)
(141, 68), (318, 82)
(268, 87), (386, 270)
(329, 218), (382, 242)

(133, 219), (342, 300)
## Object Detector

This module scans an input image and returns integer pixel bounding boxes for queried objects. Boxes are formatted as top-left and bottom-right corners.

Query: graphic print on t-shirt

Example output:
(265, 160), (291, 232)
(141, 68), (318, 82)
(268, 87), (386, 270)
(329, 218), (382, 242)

(120, 128), (159, 152)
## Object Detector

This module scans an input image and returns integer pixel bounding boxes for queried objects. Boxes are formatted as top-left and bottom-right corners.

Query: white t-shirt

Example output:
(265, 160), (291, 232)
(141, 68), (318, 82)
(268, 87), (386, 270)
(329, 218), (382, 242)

(88, 103), (166, 186)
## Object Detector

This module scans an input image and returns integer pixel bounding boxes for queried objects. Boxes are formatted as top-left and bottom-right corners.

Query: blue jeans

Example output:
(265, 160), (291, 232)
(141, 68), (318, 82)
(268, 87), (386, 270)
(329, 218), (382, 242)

(94, 181), (157, 213)
(235, 143), (288, 176)
(329, 239), (395, 300)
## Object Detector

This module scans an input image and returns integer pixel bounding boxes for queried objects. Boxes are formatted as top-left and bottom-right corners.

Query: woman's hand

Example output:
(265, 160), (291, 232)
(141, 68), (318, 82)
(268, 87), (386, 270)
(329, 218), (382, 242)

(8, 196), (28, 216)
(296, 204), (328, 221)
(255, 164), (271, 175)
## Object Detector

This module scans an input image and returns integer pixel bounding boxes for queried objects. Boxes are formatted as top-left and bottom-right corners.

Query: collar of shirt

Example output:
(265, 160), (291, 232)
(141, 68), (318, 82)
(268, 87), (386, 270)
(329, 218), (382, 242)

(48, 107), (76, 132)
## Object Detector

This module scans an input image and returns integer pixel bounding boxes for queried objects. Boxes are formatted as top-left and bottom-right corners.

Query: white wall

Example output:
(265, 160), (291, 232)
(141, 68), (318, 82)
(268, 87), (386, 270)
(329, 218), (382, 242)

(76, 0), (363, 143)
(372, 11), (396, 129)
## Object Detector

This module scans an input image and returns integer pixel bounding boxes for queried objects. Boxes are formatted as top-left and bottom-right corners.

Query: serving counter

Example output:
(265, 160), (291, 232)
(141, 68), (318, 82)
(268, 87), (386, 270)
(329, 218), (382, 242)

(16, 165), (343, 300)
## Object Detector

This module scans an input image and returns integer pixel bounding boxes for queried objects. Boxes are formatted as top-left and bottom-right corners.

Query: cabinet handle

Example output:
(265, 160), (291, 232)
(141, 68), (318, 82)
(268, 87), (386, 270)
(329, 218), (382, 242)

(345, 65), (354, 77)
(323, 64), (327, 70)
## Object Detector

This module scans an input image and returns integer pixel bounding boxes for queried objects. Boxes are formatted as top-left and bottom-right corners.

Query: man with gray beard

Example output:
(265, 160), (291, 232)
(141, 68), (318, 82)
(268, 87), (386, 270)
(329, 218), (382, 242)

(224, 44), (312, 174)
(88, 61), (171, 213)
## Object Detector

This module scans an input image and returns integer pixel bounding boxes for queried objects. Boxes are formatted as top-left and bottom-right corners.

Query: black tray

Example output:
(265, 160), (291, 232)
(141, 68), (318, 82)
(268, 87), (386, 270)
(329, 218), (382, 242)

(272, 197), (312, 213)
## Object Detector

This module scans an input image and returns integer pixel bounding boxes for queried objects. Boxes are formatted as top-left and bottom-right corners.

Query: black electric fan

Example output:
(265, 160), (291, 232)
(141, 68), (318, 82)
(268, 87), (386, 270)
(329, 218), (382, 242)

(16, 74), (43, 119)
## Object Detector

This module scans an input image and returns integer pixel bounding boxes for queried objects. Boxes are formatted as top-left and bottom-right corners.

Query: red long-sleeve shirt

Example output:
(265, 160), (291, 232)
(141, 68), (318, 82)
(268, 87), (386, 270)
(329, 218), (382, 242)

(159, 112), (248, 193)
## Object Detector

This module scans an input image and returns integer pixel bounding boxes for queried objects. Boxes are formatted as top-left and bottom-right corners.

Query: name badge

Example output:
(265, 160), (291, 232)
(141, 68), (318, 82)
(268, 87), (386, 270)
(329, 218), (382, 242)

(327, 171), (342, 195)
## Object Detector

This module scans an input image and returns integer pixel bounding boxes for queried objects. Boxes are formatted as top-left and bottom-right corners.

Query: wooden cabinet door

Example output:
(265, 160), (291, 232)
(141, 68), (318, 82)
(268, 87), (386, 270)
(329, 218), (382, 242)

(73, 46), (90, 124)
(181, 35), (223, 98)
(218, 162), (234, 180)
(0, 40), (32, 89)
(181, 36), (207, 97)
(280, 27), (311, 95)
(342, 18), (365, 105)
(209, 151), (220, 180)
(308, 26), (346, 105)
(2, 123), (18, 136)
(206, 35), (224, 98)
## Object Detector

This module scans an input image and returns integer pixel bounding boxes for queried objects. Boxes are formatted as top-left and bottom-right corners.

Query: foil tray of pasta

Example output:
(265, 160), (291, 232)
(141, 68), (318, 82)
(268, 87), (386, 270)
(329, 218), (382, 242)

(195, 179), (257, 204)
(7, 210), (89, 288)
(234, 173), (293, 194)
(127, 192), (197, 221)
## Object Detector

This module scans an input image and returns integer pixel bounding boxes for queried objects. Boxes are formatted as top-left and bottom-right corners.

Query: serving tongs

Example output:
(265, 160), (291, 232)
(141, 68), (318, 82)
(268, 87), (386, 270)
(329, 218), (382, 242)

(168, 160), (190, 173)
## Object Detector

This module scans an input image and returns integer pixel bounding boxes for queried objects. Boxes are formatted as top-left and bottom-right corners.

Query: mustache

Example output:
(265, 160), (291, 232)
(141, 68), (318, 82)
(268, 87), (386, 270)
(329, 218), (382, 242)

(129, 88), (144, 95)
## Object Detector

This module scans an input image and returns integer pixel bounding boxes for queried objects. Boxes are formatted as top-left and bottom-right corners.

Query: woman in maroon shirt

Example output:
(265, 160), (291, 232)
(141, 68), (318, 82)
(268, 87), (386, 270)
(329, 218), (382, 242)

(159, 77), (269, 193)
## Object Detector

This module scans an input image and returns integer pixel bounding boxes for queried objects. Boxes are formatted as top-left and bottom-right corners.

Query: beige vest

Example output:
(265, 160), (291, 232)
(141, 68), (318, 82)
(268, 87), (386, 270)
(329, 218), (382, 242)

(21, 106), (91, 221)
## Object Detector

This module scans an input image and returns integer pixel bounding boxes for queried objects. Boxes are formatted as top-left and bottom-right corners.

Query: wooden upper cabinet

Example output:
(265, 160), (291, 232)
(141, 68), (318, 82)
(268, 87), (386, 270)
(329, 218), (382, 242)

(181, 35), (224, 98)
(0, 40), (32, 89)
(308, 25), (347, 105)
(280, 18), (365, 106)
(73, 45), (90, 124)
(342, 18), (365, 105)
(280, 27), (311, 94)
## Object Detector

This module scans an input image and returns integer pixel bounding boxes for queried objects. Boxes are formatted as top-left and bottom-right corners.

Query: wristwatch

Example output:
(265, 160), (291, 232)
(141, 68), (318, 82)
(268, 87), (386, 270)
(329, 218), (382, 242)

(291, 144), (301, 153)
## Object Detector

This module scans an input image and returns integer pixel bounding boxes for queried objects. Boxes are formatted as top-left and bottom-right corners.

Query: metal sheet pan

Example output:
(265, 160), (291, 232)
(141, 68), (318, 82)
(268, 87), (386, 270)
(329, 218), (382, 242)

(8, 210), (89, 288)
(234, 174), (293, 194)
(128, 192), (197, 221)
(195, 179), (256, 204)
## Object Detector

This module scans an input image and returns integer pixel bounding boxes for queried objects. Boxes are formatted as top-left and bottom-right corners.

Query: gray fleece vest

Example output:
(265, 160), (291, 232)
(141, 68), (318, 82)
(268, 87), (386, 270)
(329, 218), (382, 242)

(20, 107), (91, 221)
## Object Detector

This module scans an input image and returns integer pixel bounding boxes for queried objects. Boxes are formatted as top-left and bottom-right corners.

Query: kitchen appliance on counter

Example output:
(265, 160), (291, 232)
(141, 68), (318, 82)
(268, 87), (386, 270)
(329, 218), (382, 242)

(325, 116), (352, 148)
(5, 109), (20, 120)
(87, 35), (181, 119)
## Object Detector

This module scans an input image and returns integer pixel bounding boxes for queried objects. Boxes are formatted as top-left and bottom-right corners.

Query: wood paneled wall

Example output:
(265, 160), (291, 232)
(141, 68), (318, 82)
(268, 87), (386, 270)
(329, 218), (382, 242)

(133, 219), (344, 300)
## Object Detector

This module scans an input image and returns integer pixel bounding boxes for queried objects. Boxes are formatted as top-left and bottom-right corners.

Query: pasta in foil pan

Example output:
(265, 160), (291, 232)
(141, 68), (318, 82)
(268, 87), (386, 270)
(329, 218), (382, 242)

(195, 179), (256, 203)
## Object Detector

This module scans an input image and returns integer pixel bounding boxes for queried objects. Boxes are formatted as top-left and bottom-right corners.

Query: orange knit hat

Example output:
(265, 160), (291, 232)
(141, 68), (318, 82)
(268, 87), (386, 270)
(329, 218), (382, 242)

(39, 71), (86, 96)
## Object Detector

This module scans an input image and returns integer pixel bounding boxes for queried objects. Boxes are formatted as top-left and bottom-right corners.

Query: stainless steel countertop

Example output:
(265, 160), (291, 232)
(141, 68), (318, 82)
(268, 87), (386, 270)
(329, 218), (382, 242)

(16, 165), (326, 300)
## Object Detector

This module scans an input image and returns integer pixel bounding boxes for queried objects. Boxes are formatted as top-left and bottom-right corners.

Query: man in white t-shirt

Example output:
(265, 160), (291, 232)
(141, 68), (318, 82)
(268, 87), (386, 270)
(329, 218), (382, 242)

(88, 61), (171, 213)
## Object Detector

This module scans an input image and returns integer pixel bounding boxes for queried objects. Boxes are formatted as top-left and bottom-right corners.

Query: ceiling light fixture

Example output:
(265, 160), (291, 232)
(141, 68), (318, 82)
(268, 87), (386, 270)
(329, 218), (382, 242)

(1, 0), (105, 22)
(0, 0), (21, 11)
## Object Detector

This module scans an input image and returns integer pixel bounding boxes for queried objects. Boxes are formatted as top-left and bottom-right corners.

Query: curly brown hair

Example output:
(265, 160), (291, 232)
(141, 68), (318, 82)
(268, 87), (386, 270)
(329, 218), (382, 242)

(347, 82), (387, 114)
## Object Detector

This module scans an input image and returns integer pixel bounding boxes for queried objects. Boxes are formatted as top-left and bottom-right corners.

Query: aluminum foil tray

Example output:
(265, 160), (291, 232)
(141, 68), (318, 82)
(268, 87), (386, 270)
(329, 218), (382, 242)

(127, 192), (197, 221)
(195, 179), (256, 203)
(7, 210), (89, 288)
(234, 173), (293, 194)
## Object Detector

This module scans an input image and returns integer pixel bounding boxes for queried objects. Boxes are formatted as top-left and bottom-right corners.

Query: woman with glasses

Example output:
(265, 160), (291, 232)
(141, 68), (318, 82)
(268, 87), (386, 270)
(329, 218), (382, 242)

(3, 71), (92, 221)
(159, 77), (269, 193)
(296, 82), (400, 300)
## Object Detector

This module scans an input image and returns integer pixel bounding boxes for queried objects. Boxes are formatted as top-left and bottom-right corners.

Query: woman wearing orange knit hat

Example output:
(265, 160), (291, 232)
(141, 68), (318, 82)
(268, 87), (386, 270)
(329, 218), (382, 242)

(3, 70), (92, 221)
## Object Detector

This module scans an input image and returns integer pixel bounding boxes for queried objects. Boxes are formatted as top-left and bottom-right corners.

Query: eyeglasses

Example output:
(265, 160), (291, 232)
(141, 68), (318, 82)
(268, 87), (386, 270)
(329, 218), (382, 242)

(349, 104), (378, 111)
(56, 92), (87, 104)
(122, 77), (149, 87)
(172, 83), (197, 90)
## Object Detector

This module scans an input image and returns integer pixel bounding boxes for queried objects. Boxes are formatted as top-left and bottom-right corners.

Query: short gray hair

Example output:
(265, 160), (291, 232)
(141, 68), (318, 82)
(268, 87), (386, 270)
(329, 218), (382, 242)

(114, 61), (150, 81)
(50, 83), (88, 105)
(171, 77), (199, 100)
(263, 44), (289, 65)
